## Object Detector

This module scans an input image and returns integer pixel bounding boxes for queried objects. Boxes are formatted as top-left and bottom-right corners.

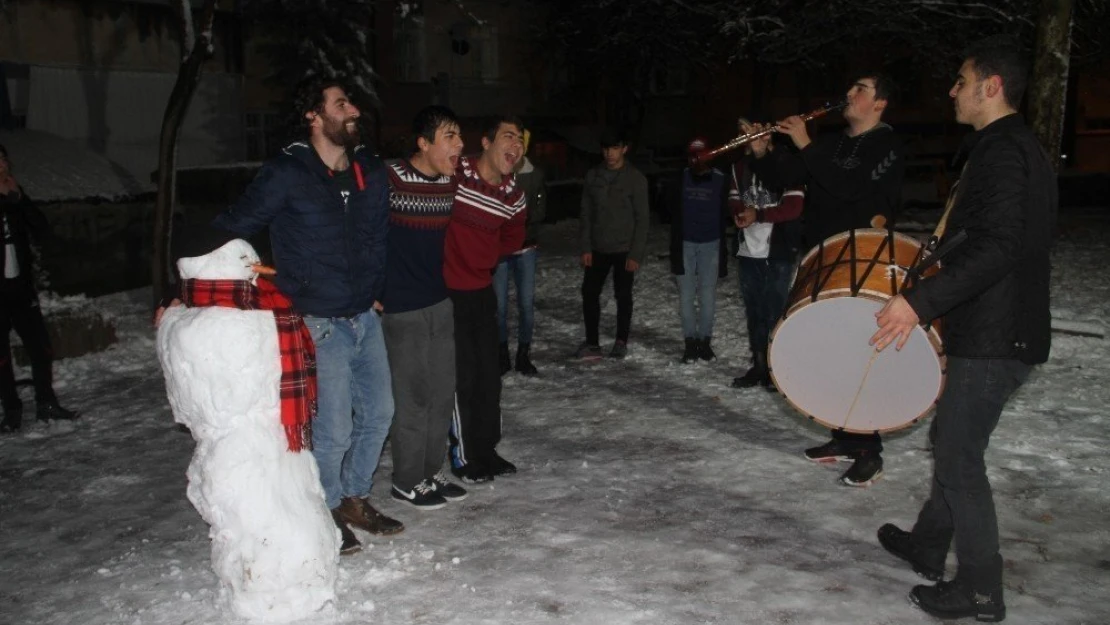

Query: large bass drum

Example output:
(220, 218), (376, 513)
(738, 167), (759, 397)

(768, 229), (944, 434)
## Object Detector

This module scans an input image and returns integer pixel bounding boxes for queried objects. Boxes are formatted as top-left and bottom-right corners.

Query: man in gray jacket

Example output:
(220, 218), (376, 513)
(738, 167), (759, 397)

(577, 128), (650, 360)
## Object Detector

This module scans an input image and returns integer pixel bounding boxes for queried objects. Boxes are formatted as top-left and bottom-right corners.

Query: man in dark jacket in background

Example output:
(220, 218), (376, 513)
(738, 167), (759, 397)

(0, 144), (79, 433)
(495, 128), (546, 376)
(212, 77), (401, 555)
(577, 128), (650, 361)
(749, 71), (906, 487)
(872, 36), (1055, 622)
(669, 137), (730, 363)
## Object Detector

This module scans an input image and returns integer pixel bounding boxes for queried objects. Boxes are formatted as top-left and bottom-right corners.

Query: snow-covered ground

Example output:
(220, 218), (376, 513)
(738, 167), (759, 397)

(2, 210), (1108, 625)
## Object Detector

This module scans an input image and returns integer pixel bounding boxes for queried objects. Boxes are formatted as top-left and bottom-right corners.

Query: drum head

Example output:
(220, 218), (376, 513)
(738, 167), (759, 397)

(769, 297), (943, 433)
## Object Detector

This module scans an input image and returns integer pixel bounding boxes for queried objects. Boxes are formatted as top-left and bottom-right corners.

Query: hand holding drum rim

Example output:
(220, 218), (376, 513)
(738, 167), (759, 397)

(871, 294), (921, 352)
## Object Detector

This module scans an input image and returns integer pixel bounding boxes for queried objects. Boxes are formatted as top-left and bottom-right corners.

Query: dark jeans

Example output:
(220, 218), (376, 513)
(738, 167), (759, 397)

(0, 280), (57, 410)
(582, 251), (635, 345)
(911, 357), (1031, 590)
(448, 286), (502, 471)
(737, 256), (793, 355)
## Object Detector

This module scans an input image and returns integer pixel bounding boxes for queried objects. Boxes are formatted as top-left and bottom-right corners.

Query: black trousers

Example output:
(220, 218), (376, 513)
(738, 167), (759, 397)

(831, 429), (883, 454)
(1, 279), (56, 410)
(581, 251), (635, 345)
(448, 286), (502, 471)
(911, 357), (1031, 591)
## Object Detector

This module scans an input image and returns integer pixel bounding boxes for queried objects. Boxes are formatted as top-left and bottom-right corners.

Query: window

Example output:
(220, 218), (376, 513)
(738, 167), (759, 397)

(244, 111), (279, 161)
(394, 14), (428, 83)
(450, 23), (499, 83)
(649, 61), (689, 96)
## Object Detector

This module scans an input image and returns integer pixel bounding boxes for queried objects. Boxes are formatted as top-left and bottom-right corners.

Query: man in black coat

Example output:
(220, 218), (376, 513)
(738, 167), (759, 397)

(1, 144), (79, 433)
(749, 72), (906, 487)
(871, 36), (1056, 622)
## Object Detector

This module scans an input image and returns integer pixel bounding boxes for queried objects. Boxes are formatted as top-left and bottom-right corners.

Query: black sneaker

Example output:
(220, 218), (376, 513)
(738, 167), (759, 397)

(803, 439), (856, 463)
(910, 579), (1006, 622)
(491, 453), (517, 476)
(1, 403), (22, 434)
(609, 340), (628, 359)
(330, 509), (362, 555)
(575, 342), (604, 361)
(681, 338), (698, 363)
(429, 471), (468, 501)
(698, 338), (716, 361)
(451, 463), (495, 484)
(840, 453), (883, 487)
(36, 401), (80, 422)
(877, 523), (945, 582)
(515, 343), (538, 376)
(391, 480), (448, 510)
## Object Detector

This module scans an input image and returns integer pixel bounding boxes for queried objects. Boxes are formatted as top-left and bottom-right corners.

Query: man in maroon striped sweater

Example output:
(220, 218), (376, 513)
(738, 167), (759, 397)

(445, 115), (528, 484)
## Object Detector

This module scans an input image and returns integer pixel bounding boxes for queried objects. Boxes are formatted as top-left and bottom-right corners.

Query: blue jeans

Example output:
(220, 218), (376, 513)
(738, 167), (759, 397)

(492, 248), (537, 345)
(676, 240), (719, 339)
(737, 256), (794, 355)
(911, 357), (1031, 589)
(304, 310), (394, 510)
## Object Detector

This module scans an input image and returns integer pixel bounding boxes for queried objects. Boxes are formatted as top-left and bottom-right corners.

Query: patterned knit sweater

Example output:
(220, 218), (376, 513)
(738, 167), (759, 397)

(383, 159), (456, 313)
(444, 155), (527, 291)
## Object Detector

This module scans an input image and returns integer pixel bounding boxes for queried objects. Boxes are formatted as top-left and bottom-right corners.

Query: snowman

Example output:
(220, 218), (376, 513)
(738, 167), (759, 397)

(156, 239), (339, 622)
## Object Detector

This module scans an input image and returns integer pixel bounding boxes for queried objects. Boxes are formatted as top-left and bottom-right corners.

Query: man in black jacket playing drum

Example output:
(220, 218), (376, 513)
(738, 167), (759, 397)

(871, 36), (1054, 622)
(747, 72), (906, 487)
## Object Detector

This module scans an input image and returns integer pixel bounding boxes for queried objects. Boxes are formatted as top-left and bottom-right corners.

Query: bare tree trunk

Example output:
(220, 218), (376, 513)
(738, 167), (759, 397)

(151, 0), (217, 310)
(1027, 0), (1073, 172)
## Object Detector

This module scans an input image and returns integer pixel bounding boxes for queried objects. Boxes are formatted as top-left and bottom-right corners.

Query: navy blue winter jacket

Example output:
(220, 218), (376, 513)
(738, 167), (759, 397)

(212, 142), (390, 318)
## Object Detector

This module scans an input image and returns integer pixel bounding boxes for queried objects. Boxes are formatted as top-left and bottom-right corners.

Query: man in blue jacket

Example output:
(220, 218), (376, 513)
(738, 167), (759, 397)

(212, 77), (400, 555)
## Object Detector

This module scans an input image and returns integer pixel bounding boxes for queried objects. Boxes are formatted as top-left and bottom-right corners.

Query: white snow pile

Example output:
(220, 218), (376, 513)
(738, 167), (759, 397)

(156, 239), (339, 622)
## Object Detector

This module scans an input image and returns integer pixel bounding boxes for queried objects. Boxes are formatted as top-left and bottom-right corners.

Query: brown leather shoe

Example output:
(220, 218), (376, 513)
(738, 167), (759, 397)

(337, 496), (404, 535)
(330, 508), (362, 555)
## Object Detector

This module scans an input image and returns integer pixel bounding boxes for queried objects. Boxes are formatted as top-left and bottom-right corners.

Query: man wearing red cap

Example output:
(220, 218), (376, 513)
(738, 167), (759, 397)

(668, 138), (730, 363)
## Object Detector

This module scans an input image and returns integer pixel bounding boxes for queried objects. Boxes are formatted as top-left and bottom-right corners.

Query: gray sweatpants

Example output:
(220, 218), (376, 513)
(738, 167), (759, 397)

(382, 298), (456, 492)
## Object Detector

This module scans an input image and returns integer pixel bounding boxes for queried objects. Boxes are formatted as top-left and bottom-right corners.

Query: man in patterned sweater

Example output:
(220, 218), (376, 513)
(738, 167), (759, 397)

(382, 106), (469, 509)
(446, 115), (528, 484)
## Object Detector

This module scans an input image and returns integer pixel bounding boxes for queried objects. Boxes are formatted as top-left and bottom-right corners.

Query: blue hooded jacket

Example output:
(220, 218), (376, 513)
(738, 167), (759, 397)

(212, 141), (389, 317)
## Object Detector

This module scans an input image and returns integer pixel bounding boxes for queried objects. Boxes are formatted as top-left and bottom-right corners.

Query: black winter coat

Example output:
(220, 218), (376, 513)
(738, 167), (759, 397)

(903, 114), (1056, 364)
(213, 142), (390, 318)
(0, 187), (48, 291)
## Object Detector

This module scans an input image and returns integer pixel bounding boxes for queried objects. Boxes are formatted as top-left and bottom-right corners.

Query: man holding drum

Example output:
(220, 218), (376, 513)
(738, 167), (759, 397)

(747, 72), (906, 487)
(871, 36), (1055, 622)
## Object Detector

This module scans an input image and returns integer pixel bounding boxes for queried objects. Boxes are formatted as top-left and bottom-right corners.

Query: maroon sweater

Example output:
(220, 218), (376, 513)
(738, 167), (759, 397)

(444, 155), (527, 291)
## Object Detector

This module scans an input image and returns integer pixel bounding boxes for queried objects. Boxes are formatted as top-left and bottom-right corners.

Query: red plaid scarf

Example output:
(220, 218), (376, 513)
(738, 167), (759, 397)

(181, 278), (316, 452)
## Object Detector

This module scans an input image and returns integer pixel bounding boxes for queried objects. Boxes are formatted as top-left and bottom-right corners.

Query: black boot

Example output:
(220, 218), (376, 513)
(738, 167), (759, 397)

(910, 576), (1005, 622)
(514, 343), (538, 376)
(731, 352), (767, 388)
(697, 337), (716, 361)
(499, 342), (511, 376)
(1, 401), (22, 434)
(330, 508), (362, 555)
(36, 400), (79, 422)
(681, 338), (699, 363)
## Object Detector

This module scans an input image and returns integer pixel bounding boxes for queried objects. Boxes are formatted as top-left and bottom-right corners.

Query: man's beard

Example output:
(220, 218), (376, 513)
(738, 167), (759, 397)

(322, 116), (360, 149)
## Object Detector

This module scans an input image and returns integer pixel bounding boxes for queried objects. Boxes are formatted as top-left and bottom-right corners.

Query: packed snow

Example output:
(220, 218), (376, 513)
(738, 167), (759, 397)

(156, 240), (338, 622)
(1, 210), (1108, 625)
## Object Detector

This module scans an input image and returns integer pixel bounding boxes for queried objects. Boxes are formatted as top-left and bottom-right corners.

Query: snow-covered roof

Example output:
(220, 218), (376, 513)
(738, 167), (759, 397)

(0, 128), (153, 202)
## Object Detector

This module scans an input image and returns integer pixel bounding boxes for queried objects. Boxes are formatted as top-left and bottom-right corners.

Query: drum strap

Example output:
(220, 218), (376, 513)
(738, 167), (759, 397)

(926, 162), (968, 254)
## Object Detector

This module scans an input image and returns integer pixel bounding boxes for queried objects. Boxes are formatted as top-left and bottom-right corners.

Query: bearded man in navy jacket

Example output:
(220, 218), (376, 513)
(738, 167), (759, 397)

(212, 77), (401, 555)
